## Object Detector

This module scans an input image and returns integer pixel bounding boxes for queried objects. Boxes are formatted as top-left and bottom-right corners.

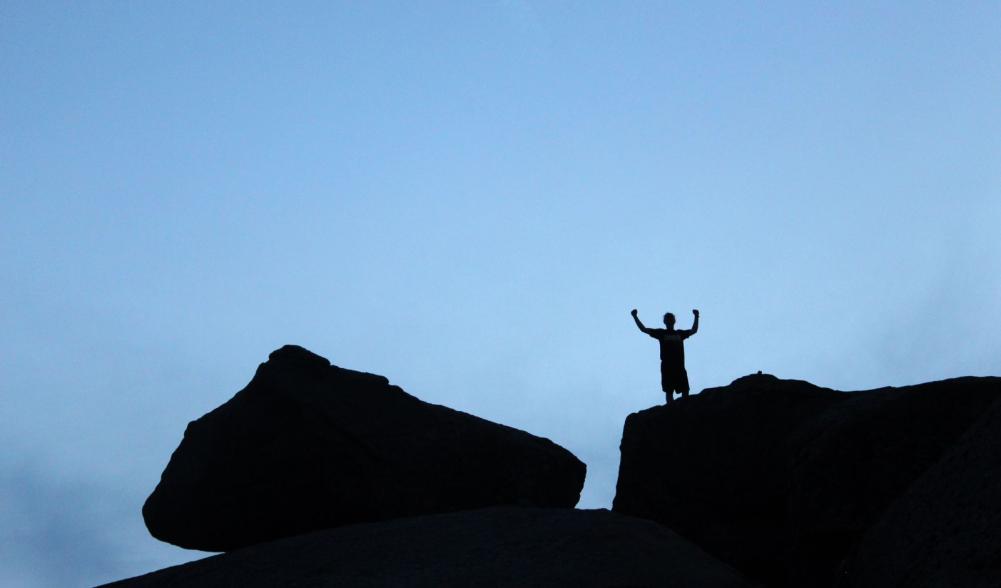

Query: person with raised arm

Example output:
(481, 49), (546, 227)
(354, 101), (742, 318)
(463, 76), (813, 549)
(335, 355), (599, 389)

(631, 308), (699, 403)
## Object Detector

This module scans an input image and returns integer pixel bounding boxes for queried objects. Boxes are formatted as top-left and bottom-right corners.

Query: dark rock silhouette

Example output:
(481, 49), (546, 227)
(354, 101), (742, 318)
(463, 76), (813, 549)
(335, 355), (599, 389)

(840, 394), (1001, 588)
(613, 373), (1001, 587)
(143, 345), (585, 552)
(106, 507), (753, 588)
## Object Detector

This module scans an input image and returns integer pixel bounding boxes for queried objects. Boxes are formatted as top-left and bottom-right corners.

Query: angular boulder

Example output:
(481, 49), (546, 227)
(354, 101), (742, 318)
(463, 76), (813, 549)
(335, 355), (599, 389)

(613, 373), (1001, 587)
(840, 394), (1001, 587)
(107, 507), (753, 588)
(143, 345), (585, 551)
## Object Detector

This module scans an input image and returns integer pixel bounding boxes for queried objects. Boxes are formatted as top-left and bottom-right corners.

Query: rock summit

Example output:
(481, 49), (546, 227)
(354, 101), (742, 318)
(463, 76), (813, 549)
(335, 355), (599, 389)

(143, 345), (586, 552)
(614, 373), (1001, 587)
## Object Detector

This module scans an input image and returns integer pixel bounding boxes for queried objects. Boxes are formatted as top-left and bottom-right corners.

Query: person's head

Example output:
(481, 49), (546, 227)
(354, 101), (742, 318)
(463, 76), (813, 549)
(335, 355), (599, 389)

(663, 312), (676, 328)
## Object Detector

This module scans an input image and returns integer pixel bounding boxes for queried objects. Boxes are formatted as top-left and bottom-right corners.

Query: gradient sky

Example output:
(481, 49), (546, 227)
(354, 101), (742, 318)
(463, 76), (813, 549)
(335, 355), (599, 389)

(3, 2), (1000, 586)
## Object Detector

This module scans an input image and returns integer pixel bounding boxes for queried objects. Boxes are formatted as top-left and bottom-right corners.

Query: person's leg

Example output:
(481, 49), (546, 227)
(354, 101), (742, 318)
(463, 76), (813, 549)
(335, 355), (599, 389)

(678, 369), (691, 399)
(661, 369), (672, 404)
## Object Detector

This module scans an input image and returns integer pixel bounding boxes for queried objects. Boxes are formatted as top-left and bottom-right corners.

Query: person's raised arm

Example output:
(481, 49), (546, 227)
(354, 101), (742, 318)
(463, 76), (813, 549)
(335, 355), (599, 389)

(631, 308), (652, 335)
(690, 309), (700, 335)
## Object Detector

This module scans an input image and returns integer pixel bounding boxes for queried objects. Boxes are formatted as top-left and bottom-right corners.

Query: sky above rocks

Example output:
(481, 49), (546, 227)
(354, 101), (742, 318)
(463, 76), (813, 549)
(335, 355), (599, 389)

(2, 2), (1000, 586)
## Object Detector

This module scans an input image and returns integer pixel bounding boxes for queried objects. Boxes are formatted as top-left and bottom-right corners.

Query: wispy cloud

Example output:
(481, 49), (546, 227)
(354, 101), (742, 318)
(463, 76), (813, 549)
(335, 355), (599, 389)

(0, 454), (202, 587)
(0, 459), (120, 587)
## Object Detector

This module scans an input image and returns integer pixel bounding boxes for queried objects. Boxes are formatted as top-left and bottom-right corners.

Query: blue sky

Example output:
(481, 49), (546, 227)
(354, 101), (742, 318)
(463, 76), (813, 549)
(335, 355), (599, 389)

(2, 2), (999, 586)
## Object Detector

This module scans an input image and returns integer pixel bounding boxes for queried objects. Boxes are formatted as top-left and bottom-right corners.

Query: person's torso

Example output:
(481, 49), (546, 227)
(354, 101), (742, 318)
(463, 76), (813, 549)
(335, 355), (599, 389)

(655, 330), (686, 366)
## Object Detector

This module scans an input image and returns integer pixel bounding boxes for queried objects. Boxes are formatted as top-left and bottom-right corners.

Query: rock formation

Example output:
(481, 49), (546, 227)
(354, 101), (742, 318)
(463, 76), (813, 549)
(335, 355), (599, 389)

(613, 373), (1001, 587)
(126, 349), (999, 587)
(840, 394), (1001, 588)
(143, 345), (586, 552)
(106, 507), (752, 588)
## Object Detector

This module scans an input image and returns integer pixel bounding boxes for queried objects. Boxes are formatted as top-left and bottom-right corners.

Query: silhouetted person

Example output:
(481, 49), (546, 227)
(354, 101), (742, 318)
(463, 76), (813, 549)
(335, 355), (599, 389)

(631, 308), (699, 403)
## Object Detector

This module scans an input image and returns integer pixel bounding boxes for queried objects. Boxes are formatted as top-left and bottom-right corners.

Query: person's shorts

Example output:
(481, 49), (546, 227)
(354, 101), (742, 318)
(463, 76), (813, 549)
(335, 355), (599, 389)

(661, 367), (690, 393)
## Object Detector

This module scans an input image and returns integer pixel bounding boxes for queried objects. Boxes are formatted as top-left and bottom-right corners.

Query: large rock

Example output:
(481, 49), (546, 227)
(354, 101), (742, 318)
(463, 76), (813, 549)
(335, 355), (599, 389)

(143, 345), (585, 552)
(106, 507), (753, 588)
(840, 394), (1001, 588)
(613, 373), (1001, 587)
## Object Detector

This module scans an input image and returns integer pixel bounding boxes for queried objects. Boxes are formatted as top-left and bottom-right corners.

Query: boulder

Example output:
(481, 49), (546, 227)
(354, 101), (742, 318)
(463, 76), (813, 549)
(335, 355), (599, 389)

(840, 394), (1001, 588)
(106, 507), (753, 588)
(143, 345), (585, 552)
(613, 373), (1001, 587)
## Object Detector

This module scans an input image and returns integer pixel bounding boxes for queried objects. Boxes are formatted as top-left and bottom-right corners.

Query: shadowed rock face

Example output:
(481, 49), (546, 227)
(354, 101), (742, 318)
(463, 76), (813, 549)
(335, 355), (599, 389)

(107, 508), (753, 588)
(143, 345), (585, 552)
(613, 373), (1001, 587)
(840, 394), (1001, 588)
